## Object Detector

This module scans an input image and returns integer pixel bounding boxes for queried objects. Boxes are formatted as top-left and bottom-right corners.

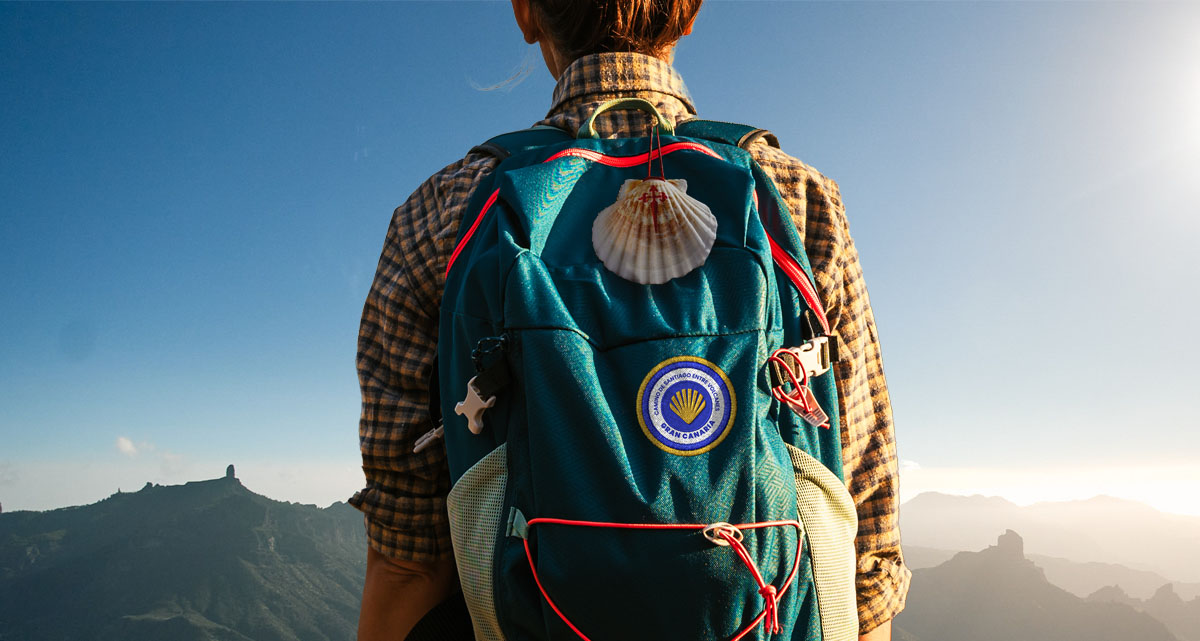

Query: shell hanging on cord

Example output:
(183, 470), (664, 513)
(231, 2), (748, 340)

(591, 178), (717, 285)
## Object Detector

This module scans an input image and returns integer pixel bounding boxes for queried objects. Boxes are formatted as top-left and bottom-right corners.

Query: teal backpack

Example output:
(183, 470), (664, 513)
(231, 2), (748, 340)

(436, 99), (859, 641)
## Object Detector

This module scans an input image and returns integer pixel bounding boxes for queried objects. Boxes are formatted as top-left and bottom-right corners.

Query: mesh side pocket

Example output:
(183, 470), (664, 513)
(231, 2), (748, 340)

(446, 443), (508, 641)
(785, 443), (859, 641)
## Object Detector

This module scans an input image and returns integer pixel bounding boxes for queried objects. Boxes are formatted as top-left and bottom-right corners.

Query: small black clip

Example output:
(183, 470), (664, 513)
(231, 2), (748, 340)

(471, 335), (508, 372)
(470, 335), (510, 397)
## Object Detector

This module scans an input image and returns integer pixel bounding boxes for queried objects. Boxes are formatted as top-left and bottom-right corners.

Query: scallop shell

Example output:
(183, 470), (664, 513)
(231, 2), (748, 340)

(591, 178), (717, 285)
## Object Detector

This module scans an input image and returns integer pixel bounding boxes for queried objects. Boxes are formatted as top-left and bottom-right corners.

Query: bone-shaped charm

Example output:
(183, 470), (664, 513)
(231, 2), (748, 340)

(454, 376), (496, 435)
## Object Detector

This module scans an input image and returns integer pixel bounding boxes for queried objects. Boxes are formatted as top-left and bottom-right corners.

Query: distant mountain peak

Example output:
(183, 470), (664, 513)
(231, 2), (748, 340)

(1090, 580), (1199, 640)
(901, 489), (1200, 585)
(1088, 584), (1132, 601)
(934, 530), (1044, 584)
(1150, 583), (1183, 604)
(974, 530), (1041, 576)
(896, 530), (1180, 641)
(996, 529), (1024, 558)
(125, 473), (248, 498)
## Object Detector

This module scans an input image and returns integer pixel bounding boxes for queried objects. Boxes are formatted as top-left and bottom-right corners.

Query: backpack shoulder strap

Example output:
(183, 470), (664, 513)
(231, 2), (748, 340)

(468, 124), (573, 161)
(675, 119), (780, 150)
(681, 119), (831, 338)
(430, 124), (572, 432)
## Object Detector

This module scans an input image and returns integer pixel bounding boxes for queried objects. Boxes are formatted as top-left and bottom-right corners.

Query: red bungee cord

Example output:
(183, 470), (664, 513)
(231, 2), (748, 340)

(520, 517), (803, 640)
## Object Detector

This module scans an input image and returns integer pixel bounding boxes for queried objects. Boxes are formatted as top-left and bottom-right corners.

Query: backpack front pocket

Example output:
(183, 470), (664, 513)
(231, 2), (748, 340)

(491, 328), (808, 640)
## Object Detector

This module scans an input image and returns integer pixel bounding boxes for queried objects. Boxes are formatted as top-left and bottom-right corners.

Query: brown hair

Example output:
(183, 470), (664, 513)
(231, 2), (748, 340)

(530, 0), (703, 63)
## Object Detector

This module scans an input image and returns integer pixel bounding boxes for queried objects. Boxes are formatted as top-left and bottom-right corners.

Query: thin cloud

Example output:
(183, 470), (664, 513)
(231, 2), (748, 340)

(116, 436), (138, 457)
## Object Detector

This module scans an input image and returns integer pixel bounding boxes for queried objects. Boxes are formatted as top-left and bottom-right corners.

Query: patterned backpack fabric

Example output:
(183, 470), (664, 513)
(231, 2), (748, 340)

(437, 99), (859, 641)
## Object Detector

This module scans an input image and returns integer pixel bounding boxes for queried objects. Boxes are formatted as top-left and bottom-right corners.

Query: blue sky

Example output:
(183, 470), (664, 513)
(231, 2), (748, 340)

(2, 2), (1197, 513)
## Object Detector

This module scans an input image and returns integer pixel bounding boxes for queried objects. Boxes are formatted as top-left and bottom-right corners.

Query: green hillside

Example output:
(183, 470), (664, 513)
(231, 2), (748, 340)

(0, 470), (365, 641)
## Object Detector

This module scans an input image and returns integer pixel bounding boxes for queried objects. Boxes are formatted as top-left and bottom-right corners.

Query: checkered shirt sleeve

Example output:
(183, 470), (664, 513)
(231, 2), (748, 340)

(349, 151), (497, 561)
(753, 145), (912, 633)
(350, 52), (909, 634)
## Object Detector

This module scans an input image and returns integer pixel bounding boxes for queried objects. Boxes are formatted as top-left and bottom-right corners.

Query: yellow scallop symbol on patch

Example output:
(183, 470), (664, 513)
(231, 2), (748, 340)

(670, 388), (706, 424)
(637, 356), (736, 456)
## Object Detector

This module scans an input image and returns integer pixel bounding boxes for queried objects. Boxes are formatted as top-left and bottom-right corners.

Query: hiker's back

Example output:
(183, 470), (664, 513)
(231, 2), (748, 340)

(354, 5), (909, 640)
(437, 84), (858, 640)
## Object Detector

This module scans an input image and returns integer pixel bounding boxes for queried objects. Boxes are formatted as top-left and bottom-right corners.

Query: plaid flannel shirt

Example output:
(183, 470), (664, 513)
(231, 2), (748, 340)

(350, 52), (910, 633)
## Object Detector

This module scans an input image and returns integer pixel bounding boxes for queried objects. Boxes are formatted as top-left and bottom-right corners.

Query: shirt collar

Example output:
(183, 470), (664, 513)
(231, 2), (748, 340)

(548, 52), (696, 117)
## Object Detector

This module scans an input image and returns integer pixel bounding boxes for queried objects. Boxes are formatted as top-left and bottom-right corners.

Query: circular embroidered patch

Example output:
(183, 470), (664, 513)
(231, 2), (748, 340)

(637, 356), (736, 456)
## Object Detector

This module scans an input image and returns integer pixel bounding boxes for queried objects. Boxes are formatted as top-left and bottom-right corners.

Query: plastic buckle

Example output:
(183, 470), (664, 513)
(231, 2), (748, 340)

(768, 338), (830, 388)
(794, 336), (831, 378)
(454, 376), (495, 435)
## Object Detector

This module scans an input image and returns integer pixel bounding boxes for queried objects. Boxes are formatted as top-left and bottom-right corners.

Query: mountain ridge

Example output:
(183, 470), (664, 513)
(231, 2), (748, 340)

(905, 543), (1200, 601)
(1088, 583), (1200, 641)
(0, 469), (365, 641)
(894, 530), (1180, 641)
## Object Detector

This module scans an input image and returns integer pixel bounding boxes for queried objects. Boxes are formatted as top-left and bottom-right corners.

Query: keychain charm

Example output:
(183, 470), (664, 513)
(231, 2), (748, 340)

(455, 376), (496, 435)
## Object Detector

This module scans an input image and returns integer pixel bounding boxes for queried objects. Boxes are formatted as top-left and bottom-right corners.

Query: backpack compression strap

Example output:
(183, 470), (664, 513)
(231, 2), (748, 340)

(674, 119), (780, 150)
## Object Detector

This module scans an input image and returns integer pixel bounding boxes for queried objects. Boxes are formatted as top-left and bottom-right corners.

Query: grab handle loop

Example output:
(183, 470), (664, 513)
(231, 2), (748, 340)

(577, 97), (674, 139)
